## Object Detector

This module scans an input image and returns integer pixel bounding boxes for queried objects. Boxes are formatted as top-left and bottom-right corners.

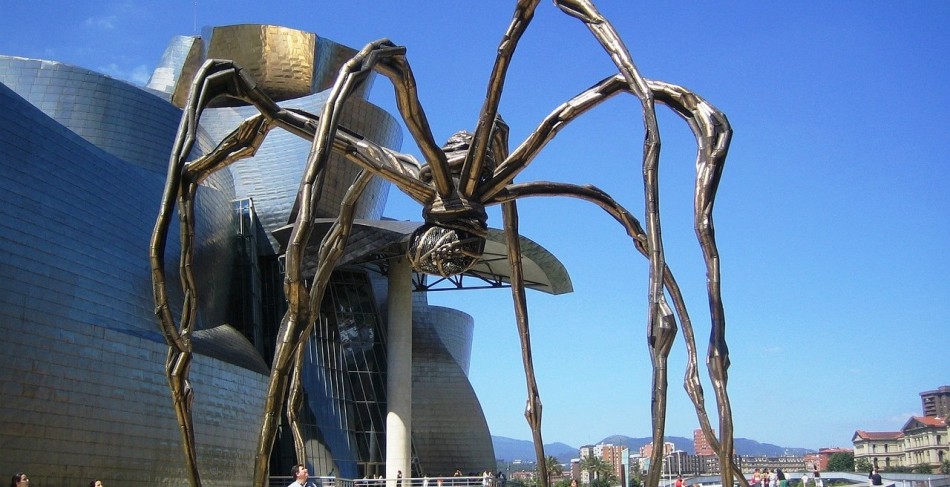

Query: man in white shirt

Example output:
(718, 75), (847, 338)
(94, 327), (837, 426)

(289, 464), (311, 487)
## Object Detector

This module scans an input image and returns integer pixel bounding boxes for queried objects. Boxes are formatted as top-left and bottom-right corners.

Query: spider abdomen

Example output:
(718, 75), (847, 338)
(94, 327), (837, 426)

(407, 224), (486, 277)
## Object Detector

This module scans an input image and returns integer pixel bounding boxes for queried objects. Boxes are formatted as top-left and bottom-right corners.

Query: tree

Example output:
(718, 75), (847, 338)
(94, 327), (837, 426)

(826, 452), (854, 472)
(854, 458), (872, 473)
(591, 478), (616, 487)
(538, 456), (564, 486)
(581, 456), (617, 487)
(628, 465), (642, 487)
(939, 460), (950, 475)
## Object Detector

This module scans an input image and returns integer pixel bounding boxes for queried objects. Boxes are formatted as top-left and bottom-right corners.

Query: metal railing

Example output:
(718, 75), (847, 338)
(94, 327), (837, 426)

(269, 476), (500, 487)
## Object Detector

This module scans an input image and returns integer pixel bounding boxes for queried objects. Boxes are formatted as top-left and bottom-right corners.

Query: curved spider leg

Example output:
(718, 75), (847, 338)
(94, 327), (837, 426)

(501, 199), (549, 487)
(151, 60), (312, 487)
(285, 323), (309, 467)
(156, 121), (292, 487)
(256, 40), (449, 485)
(481, 71), (734, 487)
(484, 119), (549, 482)
(458, 0), (542, 197)
(651, 81), (738, 487)
(352, 39), (454, 199)
(494, 181), (743, 485)
(286, 168), (374, 465)
(547, 5), (668, 482)
(152, 56), (432, 486)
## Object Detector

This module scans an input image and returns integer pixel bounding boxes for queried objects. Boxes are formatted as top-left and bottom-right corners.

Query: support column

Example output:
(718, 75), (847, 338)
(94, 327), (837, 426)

(386, 256), (412, 487)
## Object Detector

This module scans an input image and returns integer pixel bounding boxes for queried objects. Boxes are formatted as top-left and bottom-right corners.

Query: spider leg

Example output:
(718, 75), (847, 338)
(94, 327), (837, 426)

(649, 79), (738, 487)
(150, 59), (305, 487)
(253, 161), (376, 486)
(493, 181), (744, 483)
(479, 71), (674, 486)
(324, 39), (453, 199)
(285, 323), (309, 466)
(256, 42), (455, 483)
(501, 199), (549, 487)
(152, 55), (437, 486)
(458, 0), (542, 197)
(551, 12), (666, 430)
(484, 70), (734, 487)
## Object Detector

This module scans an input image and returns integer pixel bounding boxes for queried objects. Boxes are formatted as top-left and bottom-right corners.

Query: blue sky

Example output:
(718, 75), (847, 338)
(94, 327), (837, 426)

(3, 1), (949, 452)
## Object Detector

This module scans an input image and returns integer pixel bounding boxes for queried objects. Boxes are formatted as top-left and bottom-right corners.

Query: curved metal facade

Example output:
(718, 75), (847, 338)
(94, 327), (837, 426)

(0, 76), (262, 487)
(0, 23), (497, 487)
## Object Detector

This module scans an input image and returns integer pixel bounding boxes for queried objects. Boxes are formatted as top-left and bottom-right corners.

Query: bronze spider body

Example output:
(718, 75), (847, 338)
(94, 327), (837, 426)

(149, 2), (740, 487)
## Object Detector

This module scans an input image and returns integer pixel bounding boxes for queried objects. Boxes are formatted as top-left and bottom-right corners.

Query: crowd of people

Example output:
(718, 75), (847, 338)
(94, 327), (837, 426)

(746, 467), (837, 487)
(6, 465), (893, 487)
(349, 468), (507, 487)
(8, 474), (103, 487)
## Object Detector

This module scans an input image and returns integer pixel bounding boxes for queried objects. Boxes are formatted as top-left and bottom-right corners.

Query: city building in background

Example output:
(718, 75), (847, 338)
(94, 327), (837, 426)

(0, 24), (570, 487)
(639, 441), (676, 460)
(694, 429), (716, 457)
(596, 443), (627, 483)
(899, 416), (947, 472)
(853, 431), (905, 471)
(921, 386), (950, 419)
(852, 385), (949, 474)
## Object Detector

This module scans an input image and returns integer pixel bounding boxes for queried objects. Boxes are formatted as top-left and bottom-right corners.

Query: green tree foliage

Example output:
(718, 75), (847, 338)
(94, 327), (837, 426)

(939, 460), (950, 475)
(592, 478), (616, 487)
(537, 456), (564, 486)
(628, 466), (642, 487)
(580, 455), (613, 482)
(826, 452), (854, 472)
(854, 459), (872, 473)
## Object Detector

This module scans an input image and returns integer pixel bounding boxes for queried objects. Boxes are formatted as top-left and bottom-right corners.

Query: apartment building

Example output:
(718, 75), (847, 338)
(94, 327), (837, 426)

(853, 431), (905, 471)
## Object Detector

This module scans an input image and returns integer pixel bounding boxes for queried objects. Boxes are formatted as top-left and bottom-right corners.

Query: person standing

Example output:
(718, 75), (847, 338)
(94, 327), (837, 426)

(289, 464), (311, 487)
(9, 474), (28, 487)
(869, 469), (883, 486)
(801, 472), (809, 487)
(775, 468), (787, 487)
(813, 469), (822, 487)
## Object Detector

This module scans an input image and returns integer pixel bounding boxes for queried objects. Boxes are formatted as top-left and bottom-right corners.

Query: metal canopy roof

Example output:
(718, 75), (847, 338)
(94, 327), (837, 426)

(272, 218), (573, 295)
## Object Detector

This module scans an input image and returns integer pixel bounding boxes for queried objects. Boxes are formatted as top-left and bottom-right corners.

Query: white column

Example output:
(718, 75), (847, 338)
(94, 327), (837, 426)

(386, 257), (412, 487)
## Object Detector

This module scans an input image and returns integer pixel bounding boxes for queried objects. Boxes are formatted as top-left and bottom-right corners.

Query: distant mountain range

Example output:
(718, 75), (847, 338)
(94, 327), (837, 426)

(492, 435), (814, 464)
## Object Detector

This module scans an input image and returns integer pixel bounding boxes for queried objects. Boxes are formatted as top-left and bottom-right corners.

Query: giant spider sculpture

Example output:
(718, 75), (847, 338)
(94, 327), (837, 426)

(149, 2), (741, 487)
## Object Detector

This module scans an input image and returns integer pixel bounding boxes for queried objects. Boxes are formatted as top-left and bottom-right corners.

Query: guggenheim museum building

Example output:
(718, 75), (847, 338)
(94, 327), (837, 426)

(0, 24), (570, 486)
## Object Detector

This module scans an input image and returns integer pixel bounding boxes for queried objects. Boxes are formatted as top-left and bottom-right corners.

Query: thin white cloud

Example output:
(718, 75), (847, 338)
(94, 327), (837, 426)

(129, 64), (151, 85)
(82, 0), (149, 32)
(84, 15), (118, 30)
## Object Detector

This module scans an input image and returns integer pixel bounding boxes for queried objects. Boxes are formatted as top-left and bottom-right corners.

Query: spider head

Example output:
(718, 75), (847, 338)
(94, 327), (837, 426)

(420, 128), (501, 185)
(407, 221), (486, 278)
